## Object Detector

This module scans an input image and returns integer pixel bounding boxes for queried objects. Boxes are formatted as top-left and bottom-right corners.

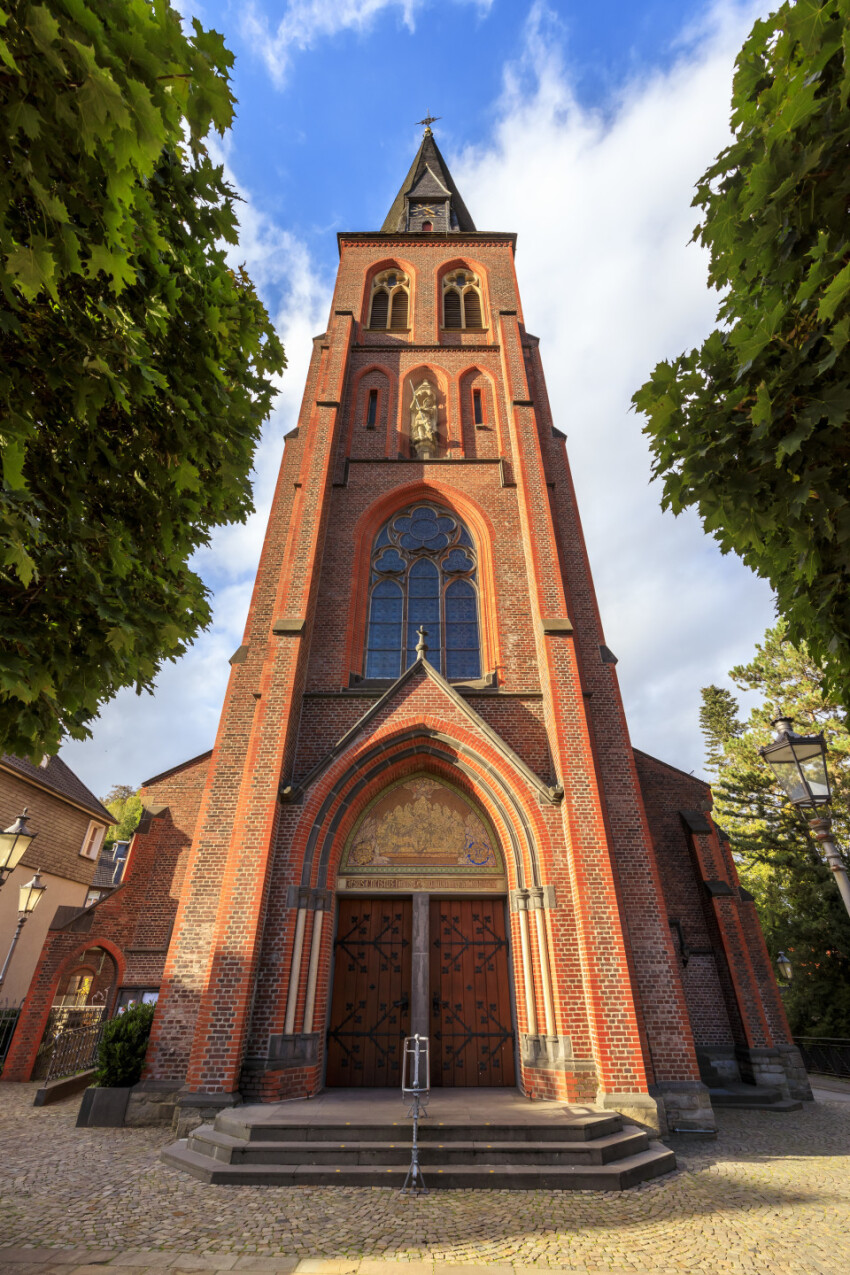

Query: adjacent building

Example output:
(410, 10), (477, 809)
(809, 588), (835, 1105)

(0, 754), (112, 1003)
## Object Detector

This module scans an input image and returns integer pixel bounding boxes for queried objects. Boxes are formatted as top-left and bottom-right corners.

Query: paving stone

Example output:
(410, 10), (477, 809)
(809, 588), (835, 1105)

(1, 1083), (850, 1274)
(358, 1264), (434, 1274)
(0, 1250), (56, 1265)
(293, 1264), (360, 1274)
(169, 1257), (239, 1271)
(231, 1262), (299, 1272)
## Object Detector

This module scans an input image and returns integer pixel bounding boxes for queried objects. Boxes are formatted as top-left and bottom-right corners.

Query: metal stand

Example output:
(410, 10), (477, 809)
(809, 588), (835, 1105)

(400, 1033), (430, 1195)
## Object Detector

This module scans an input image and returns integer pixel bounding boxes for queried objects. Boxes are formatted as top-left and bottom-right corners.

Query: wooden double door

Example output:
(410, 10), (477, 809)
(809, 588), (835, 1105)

(326, 897), (515, 1088)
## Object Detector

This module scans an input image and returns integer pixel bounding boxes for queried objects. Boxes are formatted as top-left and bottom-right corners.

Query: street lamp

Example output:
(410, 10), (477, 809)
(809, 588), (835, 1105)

(0, 808), (37, 886)
(760, 717), (850, 920)
(776, 951), (793, 983)
(0, 870), (47, 989)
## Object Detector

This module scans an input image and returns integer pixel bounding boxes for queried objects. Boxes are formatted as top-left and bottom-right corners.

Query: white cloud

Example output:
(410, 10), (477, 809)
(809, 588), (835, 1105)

(242, 0), (493, 88)
(60, 152), (333, 796)
(454, 0), (776, 777)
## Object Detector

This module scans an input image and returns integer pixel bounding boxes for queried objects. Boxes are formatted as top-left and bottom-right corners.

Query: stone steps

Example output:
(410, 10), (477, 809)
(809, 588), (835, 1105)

(215, 1111), (622, 1143)
(709, 1084), (802, 1112)
(186, 1124), (651, 1166)
(161, 1098), (677, 1190)
(162, 1138), (676, 1190)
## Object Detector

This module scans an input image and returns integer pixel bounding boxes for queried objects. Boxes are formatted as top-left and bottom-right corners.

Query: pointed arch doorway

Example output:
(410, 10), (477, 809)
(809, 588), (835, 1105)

(325, 774), (516, 1088)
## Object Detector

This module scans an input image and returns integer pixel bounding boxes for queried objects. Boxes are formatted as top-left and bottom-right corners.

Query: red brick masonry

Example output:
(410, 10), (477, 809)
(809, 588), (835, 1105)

(7, 168), (810, 1129)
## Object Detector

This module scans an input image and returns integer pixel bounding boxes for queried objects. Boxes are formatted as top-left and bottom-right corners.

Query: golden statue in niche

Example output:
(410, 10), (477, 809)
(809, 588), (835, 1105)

(342, 775), (500, 874)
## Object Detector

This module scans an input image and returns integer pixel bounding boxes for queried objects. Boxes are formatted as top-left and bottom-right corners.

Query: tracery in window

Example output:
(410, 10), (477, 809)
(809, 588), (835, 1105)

(369, 269), (410, 330)
(442, 270), (485, 330)
(365, 504), (482, 682)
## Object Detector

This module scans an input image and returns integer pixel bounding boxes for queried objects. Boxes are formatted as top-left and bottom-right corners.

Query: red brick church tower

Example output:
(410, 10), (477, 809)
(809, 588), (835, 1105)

(6, 130), (811, 1137)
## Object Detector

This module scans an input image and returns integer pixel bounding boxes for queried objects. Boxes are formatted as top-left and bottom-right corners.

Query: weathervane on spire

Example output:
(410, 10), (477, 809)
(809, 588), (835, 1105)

(415, 113), (441, 135)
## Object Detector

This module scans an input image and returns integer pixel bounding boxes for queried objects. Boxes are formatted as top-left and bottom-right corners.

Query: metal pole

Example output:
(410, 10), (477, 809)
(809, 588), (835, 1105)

(809, 815), (850, 921)
(0, 914), (27, 989)
(401, 1033), (429, 1195)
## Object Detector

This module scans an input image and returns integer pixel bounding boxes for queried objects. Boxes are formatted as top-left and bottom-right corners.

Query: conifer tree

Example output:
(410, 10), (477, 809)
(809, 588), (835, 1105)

(705, 624), (850, 1035)
(699, 685), (742, 774)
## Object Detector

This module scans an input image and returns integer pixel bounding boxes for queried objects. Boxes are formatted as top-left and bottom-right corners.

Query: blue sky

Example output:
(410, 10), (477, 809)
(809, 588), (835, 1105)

(63, 0), (779, 798)
(202, 0), (721, 243)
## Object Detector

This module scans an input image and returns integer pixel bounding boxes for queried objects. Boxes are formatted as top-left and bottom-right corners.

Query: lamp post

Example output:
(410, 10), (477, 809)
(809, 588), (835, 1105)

(0, 809), (37, 886)
(0, 870), (47, 989)
(776, 950), (793, 983)
(759, 717), (850, 920)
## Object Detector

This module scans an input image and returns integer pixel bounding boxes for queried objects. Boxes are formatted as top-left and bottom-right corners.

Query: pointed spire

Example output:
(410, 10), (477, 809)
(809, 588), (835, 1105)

(381, 128), (476, 234)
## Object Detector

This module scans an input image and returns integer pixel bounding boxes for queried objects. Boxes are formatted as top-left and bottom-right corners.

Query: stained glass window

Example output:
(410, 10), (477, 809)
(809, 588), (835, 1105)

(365, 503), (482, 681)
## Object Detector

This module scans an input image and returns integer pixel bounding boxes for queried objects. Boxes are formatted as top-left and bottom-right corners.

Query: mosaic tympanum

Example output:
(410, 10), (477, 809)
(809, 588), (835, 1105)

(340, 775), (502, 876)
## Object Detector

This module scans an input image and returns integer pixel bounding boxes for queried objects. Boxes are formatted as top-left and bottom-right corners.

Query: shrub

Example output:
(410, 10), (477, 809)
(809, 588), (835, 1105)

(94, 1003), (155, 1088)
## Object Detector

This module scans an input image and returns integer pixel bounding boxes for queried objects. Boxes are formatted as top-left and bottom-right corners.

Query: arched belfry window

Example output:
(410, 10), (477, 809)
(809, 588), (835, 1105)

(442, 270), (484, 330)
(365, 504), (482, 682)
(369, 269), (410, 331)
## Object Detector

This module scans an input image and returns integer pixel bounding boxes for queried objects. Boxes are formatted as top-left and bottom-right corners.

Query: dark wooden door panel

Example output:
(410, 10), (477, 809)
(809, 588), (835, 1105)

(326, 898), (411, 1087)
(430, 898), (515, 1087)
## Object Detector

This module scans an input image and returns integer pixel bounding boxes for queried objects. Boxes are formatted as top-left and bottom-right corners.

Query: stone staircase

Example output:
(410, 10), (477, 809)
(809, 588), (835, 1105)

(162, 1091), (676, 1190)
(708, 1082), (801, 1112)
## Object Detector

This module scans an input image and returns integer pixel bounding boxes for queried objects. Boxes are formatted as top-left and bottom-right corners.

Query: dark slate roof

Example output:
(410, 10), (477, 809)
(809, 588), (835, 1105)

(381, 131), (476, 233)
(0, 753), (113, 822)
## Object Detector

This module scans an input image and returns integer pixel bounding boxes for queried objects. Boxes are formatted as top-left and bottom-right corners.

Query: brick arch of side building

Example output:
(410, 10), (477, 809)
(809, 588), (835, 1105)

(3, 935), (127, 1081)
(259, 722), (564, 1047)
(344, 362), (396, 457)
(358, 256), (417, 330)
(342, 479), (502, 684)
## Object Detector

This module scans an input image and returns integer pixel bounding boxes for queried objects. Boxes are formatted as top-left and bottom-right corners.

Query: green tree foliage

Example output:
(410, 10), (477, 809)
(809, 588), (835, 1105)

(0, 1), (285, 759)
(704, 624), (850, 1035)
(94, 1001), (154, 1087)
(634, 1), (850, 708)
(101, 783), (142, 848)
(700, 684), (742, 773)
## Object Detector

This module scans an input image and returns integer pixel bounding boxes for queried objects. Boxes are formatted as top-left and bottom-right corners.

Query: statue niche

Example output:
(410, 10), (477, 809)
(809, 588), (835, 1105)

(409, 379), (439, 458)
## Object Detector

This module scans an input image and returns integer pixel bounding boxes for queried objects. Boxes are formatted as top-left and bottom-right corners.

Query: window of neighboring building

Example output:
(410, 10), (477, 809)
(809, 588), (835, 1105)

(365, 504), (482, 682)
(473, 387), (484, 425)
(79, 820), (105, 860)
(366, 388), (378, 428)
(442, 270), (485, 330)
(369, 270), (410, 330)
(116, 988), (159, 1014)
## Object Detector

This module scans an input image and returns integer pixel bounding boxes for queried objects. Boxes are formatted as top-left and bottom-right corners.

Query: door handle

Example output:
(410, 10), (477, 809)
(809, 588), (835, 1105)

(432, 993), (441, 1016)
(394, 994), (409, 1012)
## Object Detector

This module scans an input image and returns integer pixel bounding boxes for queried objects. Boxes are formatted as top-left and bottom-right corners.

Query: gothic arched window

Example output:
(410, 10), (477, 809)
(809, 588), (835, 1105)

(442, 270), (485, 330)
(365, 504), (482, 682)
(369, 269), (410, 330)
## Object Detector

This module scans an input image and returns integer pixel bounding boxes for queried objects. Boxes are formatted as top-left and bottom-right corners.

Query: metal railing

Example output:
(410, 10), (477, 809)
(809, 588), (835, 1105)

(794, 1037), (850, 1079)
(32, 1005), (105, 1080)
(45, 1019), (105, 1082)
(0, 1001), (22, 1064)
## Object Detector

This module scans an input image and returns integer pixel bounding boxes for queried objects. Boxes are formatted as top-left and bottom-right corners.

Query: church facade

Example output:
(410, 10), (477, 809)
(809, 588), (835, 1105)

(5, 132), (811, 1136)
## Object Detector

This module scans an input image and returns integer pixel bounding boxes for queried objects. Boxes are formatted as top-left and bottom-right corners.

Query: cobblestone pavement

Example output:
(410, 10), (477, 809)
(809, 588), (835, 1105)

(0, 1083), (849, 1275)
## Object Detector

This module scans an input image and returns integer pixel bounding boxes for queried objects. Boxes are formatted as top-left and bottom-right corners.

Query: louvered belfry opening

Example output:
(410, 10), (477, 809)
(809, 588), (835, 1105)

(389, 289), (408, 330)
(370, 288), (389, 328)
(464, 288), (482, 328)
(444, 289), (462, 329)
